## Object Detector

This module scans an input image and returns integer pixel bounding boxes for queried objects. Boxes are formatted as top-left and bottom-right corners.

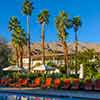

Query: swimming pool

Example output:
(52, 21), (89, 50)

(0, 93), (96, 100)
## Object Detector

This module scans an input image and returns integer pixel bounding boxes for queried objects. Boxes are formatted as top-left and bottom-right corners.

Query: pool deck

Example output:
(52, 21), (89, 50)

(0, 87), (100, 99)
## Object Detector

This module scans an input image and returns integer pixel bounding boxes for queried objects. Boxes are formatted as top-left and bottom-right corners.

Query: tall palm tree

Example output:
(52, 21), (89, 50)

(8, 16), (20, 67)
(22, 0), (33, 72)
(38, 10), (49, 65)
(20, 29), (27, 68)
(72, 16), (81, 75)
(55, 11), (71, 76)
(12, 33), (19, 67)
(15, 27), (27, 68)
(9, 16), (27, 68)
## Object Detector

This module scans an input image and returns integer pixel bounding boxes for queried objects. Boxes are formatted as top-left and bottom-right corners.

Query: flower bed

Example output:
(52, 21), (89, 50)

(0, 73), (100, 91)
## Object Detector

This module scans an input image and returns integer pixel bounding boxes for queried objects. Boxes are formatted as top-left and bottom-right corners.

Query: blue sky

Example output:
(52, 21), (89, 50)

(0, 0), (100, 43)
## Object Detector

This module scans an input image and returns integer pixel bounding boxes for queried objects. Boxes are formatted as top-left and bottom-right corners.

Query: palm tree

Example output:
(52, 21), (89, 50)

(8, 16), (20, 67)
(55, 11), (71, 76)
(22, 0), (33, 72)
(12, 32), (19, 67)
(72, 16), (81, 75)
(15, 27), (27, 68)
(38, 10), (49, 65)
(20, 29), (27, 68)
(9, 16), (27, 68)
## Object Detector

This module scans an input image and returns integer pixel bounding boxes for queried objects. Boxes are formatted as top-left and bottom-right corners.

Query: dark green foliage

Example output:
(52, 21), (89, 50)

(22, 0), (33, 16)
(79, 80), (84, 89)
(19, 73), (27, 79)
(8, 17), (27, 47)
(69, 74), (79, 78)
(0, 38), (11, 68)
(46, 73), (63, 79)
(28, 72), (35, 80)
(72, 16), (81, 32)
(41, 78), (45, 84)
(70, 49), (100, 79)
(47, 61), (57, 67)
(38, 9), (49, 24)
(28, 72), (43, 80)
(59, 66), (66, 73)
(8, 16), (20, 32)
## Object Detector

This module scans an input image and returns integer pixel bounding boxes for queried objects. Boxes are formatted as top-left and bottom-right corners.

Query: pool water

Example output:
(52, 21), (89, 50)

(0, 93), (95, 100)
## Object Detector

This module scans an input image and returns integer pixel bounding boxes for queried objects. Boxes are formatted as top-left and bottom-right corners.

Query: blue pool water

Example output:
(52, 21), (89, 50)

(0, 93), (95, 100)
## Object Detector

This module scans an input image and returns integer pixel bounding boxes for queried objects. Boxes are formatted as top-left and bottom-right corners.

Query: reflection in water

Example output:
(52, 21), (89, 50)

(0, 95), (59, 100)
(0, 93), (92, 100)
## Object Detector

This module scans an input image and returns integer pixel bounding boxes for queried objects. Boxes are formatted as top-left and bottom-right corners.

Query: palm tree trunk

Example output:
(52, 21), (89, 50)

(63, 41), (68, 76)
(27, 16), (31, 72)
(18, 32), (22, 68)
(18, 43), (21, 68)
(20, 47), (23, 68)
(15, 47), (19, 67)
(75, 31), (78, 75)
(42, 22), (45, 65)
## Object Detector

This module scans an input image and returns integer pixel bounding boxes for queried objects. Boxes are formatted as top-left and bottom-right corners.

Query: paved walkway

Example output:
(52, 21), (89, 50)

(0, 88), (100, 99)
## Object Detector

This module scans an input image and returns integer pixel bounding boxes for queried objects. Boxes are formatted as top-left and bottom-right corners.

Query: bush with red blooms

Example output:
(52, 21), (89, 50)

(61, 79), (71, 90)
(41, 78), (52, 88)
(71, 79), (79, 90)
(94, 79), (100, 91)
(15, 78), (28, 87)
(84, 79), (93, 90)
(53, 79), (61, 89)
(29, 78), (40, 87)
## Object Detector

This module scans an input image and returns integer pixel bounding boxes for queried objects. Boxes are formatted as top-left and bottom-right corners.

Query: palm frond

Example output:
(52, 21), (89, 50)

(38, 9), (49, 24)
(72, 16), (82, 31)
(22, 0), (33, 16)
(55, 11), (71, 41)
(8, 16), (20, 32)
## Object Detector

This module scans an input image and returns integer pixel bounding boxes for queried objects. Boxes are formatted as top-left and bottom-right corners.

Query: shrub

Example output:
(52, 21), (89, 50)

(85, 77), (92, 81)
(32, 73), (39, 78)
(7, 72), (14, 78)
(34, 62), (41, 67)
(0, 72), (4, 78)
(59, 66), (66, 73)
(12, 72), (20, 80)
(49, 73), (62, 79)
(60, 74), (66, 80)
(69, 74), (79, 78)
(47, 61), (57, 67)
(79, 79), (84, 89)
(28, 72), (34, 80)
(41, 77), (45, 85)
(19, 73), (27, 79)
(94, 73), (100, 79)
